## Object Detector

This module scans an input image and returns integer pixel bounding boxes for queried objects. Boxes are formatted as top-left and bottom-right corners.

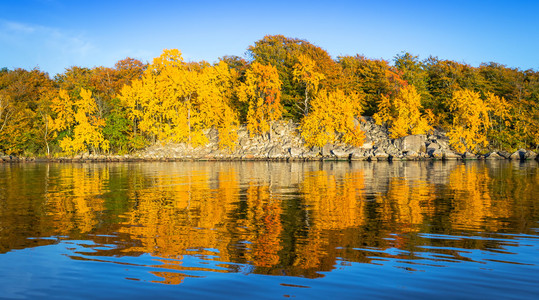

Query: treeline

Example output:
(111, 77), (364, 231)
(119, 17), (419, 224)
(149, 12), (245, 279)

(1, 35), (538, 156)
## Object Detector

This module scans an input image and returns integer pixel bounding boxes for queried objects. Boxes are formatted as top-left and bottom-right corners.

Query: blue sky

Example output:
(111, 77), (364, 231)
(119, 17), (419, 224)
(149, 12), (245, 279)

(1, 0), (538, 76)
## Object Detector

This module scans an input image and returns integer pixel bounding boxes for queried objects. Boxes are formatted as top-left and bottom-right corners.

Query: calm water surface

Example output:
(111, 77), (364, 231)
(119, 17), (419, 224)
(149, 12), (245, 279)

(0, 160), (538, 299)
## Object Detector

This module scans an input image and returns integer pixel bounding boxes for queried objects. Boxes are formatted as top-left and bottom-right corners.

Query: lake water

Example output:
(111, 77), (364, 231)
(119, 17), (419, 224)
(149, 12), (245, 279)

(0, 160), (538, 299)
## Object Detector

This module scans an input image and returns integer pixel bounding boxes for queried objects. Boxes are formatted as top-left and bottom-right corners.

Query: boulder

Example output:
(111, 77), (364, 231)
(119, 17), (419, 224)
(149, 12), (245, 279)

(426, 142), (440, 153)
(485, 152), (504, 160)
(361, 142), (374, 149)
(374, 149), (389, 161)
(444, 151), (461, 160)
(206, 127), (219, 141)
(331, 148), (350, 159)
(272, 122), (287, 136)
(403, 150), (419, 160)
(509, 149), (527, 160)
(429, 148), (444, 159)
(526, 150), (537, 160)
(497, 151), (512, 159)
(462, 152), (478, 160)
(321, 144), (333, 157)
(267, 146), (282, 158)
(394, 135), (427, 153)
(288, 147), (302, 158)
(350, 149), (369, 160)
(303, 151), (320, 159)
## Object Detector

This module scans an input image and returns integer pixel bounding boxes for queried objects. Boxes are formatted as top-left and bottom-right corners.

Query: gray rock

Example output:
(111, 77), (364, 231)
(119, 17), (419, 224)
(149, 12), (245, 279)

(374, 149), (389, 160)
(485, 152), (504, 160)
(509, 148), (537, 160)
(393, 135), (427, 153)
(350, 149), (368, 160)
(403, 150), (419, 160)
(271, 123), (286, 136)
(509, 149), (525, 160)
(444, 151), (461, 160)
(426, 142), (440, 152)
(509, 149), (539, 160)
(303, 151), (320, 159)
(360, 142), (374, 149)
(238, 136), (249, 147)
(385, 145), (400, 156)
(267, 146), (282, 158)
(497, 151), (512, 159)
(321, 144), (333, 157)
(331, 148), (350, 159)
(206, 128), (219, 141)
(462, 152), (478, 160)
(289, 147), (302, 157)
(429, 149), (444, 159)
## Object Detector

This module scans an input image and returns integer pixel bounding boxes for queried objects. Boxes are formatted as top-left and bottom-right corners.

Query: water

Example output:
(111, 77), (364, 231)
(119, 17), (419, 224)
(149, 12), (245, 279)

(0, 160), (538, 299)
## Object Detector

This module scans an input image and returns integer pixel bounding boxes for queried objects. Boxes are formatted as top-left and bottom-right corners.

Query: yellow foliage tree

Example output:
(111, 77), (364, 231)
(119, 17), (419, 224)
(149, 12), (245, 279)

(447, 89), (491, 153)
(197, 61), (239, 150)
(52, 88), (109, 155)
(373, 85), (432, 138)
(484, 92), (513, 149)
(293, 54), (325, 115)
(119, 49), (238, 148)
(120, 50), (200, 144)
(238, 62), (283, 136)
(300, 89), (365, 147)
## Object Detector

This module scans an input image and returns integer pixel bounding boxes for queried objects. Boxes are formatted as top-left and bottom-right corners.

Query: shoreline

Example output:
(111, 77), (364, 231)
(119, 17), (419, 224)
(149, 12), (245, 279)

(2, 118), (538, 163)
(3, 151), (538, 163)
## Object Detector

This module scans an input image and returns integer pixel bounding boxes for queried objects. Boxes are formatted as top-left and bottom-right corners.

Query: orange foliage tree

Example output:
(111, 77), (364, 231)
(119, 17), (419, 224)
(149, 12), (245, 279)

(238, 62), (283, 137)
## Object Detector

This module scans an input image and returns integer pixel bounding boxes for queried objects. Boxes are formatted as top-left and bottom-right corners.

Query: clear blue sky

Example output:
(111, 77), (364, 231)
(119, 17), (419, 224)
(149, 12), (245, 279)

(1, 0), (538, 76)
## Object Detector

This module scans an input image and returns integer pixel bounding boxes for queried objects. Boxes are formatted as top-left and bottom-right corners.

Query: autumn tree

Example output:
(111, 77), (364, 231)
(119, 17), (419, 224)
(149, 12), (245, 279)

(248, 35), (340, 119)
(293, 54), (325, 115)
(373, 85), (432, 138)
(0, 68), (54, 155)
(337, 55), (406, 115)
(446, 89), (491, 153)
(197, 61), (240, 149)
(238, 62), (283, 136)
(424, 57), (484, 123)
(478, 63), (539, 150)
(394, 52), (430, 106)
(301, 89), (365, 147)
(120, 49), (198, 144)
(120, 49), (238, 148)
(52, 89), (109, 155)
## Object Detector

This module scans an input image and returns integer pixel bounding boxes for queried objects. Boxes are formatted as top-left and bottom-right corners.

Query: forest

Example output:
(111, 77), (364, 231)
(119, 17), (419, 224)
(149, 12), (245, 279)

(0, 35), (537, 156)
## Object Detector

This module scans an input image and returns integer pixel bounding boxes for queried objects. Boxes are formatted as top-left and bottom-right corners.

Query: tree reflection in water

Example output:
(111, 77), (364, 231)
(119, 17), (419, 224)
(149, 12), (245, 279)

(0, 161), (537, 284)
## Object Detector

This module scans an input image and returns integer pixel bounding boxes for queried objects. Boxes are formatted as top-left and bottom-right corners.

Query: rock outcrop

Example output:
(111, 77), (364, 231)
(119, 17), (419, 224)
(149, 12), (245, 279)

(129, 118), (464, 161)
(3, 118), (539, 163)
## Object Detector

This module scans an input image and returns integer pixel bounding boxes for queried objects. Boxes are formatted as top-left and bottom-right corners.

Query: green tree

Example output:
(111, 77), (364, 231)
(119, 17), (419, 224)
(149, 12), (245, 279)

(248, 35), (340, 119)
(337, 55), (406, 116)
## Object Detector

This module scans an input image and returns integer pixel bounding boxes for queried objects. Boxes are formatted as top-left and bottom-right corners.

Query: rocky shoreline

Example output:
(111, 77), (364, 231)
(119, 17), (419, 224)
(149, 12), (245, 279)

(2, 117), (538, 163)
